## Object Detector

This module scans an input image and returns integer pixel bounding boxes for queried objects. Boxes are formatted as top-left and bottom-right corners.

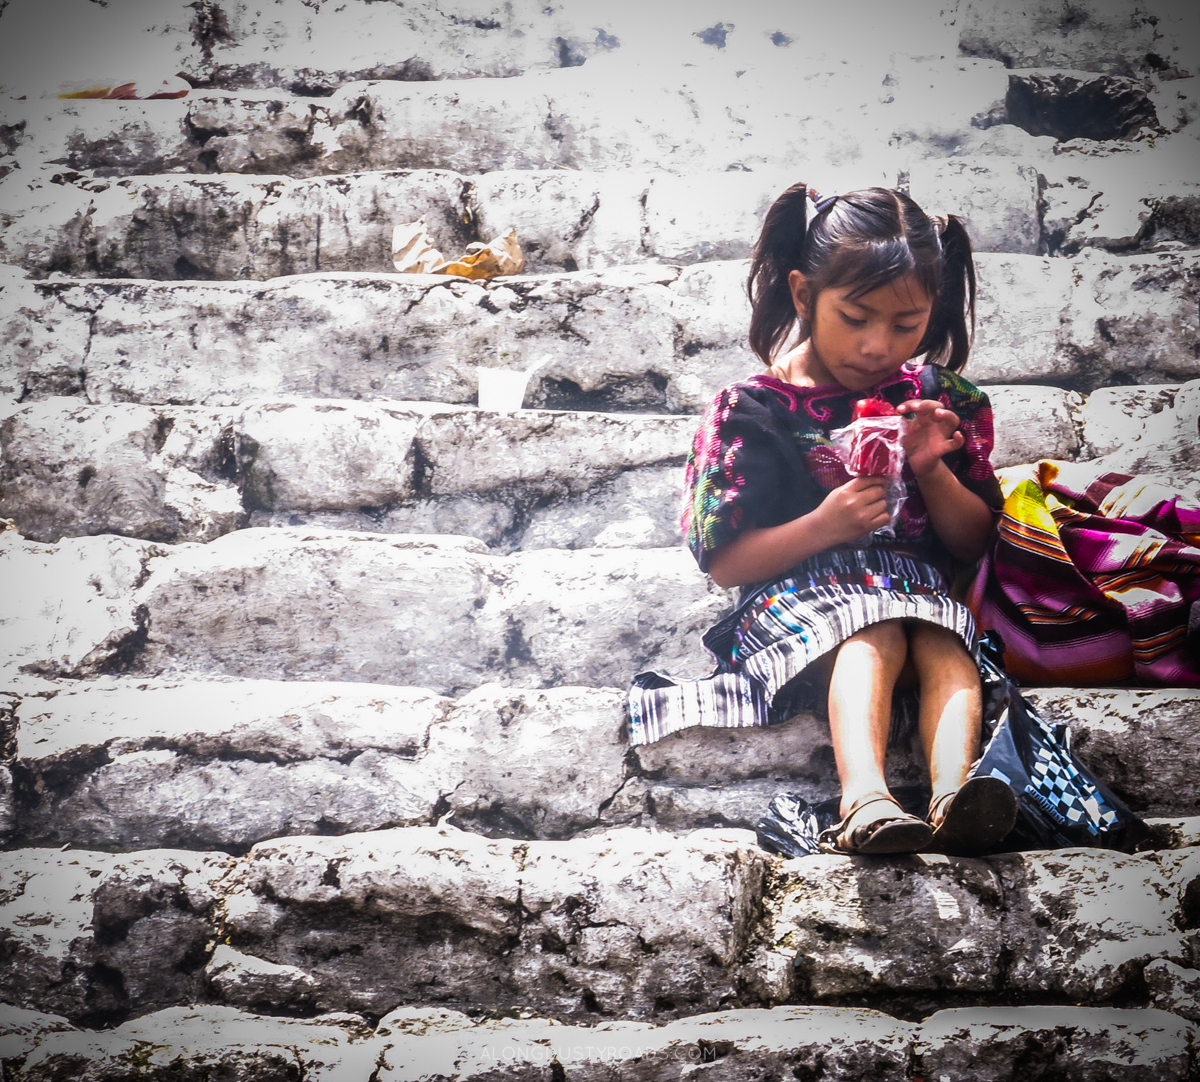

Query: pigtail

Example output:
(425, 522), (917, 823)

(919, 214), (976, 372)
(747, 182), (810, 365)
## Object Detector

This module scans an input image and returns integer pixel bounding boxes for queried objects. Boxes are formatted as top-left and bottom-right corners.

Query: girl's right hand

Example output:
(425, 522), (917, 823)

(809, 476), (891, 546)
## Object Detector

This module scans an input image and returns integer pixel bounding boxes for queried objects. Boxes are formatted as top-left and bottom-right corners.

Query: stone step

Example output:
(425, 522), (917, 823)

(0, 388), (1090, 548)
(2, 1003), (1193, 1082)
(5, 157), (1197, 282)
(3, 831), (1200, 1027)
(0, 529), (725, 690)
(7, 52), (1193, 182)
(3, 671), (1198, 853)
(20, 57), (1186, 184)
(2, 0), (1186, 105)
(5, 251), (1197, 414)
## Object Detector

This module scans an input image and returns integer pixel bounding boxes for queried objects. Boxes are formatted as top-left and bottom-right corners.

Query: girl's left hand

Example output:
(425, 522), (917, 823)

(896, 398), (963, 478)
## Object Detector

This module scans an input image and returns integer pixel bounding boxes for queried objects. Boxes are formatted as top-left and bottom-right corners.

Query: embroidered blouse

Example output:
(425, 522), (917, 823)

(681, 361), (1004, 576)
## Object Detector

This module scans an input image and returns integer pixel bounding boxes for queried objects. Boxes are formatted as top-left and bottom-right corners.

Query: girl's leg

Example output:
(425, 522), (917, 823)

(828, 619), (908, 818)
(907, 622), (982, 814)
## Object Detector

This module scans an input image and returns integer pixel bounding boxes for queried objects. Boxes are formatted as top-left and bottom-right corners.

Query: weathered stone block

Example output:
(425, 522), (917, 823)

(908, 158), (1041, 254)
(916, 1006), (1194, 1082)
(1065, 249), (1200, 387)
(1145, 958), (1200, 1022)
(763, 853), (1006, 1001)
(10, 678), (450, 850)
(129, 531), (724, 693)
(1077, 383), (1178, 457)
(986, 385), (1082, 466)
(468, 170), (648, 273)
(237, 400), (428, 512)
(0, 531), (163, 682)
(956, 0), (1167, 75)
(13, 1004), (377, 1082)
(0, 399), (241, 543)
(0, 169), (473, 281)
(969, 254), (1074, 385)
(993, 848), (1184, 1000)
(1090, 379), (1200, 497)
(377, 1006), (916, 1082)
(221, 825), (769, 1019)
(0, 848), (232, 1021)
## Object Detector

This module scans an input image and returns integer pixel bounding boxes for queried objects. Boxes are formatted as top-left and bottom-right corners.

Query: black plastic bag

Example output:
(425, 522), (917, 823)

(756, 786), (932, 859)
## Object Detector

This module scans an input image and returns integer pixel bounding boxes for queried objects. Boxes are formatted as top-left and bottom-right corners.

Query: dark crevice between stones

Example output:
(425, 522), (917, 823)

(78, 962), (130, 1028)
(448, 800), (536, 842)
(1006, 72), (1160, 142)
(97, 605), (150, 676)
(537, 373), (673, 413)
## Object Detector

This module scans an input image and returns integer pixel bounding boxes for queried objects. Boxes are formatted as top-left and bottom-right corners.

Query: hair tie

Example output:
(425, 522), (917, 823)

(807, 186), (837, 213)
(932, 214), (949, 233)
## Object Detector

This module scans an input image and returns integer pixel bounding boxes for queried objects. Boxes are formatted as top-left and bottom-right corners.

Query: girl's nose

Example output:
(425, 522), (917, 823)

(861, 326), (889, 358)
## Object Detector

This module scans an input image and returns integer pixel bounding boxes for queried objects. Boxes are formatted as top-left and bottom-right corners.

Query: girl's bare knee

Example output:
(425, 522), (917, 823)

(846, 619), (906, 648)
(908, 622), (976, 678)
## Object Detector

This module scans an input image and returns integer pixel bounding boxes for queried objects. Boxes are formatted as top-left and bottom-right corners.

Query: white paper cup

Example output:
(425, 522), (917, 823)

(477, 367), (530, 411)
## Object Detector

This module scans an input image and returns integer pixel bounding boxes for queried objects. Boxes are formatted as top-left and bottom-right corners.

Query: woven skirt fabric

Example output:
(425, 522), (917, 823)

(627, 548), (978, 746)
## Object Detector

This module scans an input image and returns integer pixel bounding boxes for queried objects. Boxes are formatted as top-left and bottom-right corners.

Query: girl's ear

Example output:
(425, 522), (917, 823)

(788, 270), (811, 320)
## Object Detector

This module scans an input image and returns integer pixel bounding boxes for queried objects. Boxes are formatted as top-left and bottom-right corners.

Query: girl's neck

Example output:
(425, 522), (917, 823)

(766, 342), (913, 393)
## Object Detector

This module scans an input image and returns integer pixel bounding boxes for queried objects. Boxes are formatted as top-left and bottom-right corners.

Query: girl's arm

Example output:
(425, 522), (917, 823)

(707, 476), (891, 589)
(897, 399), (996, 563)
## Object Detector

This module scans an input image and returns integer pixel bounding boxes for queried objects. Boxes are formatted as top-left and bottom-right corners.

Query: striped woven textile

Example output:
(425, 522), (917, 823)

(965, 461), (1200, 686)
(628, 548), (977, 746)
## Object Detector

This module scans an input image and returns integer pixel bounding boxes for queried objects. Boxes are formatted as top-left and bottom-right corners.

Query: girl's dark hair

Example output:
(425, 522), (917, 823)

(746, 184), (976, 372)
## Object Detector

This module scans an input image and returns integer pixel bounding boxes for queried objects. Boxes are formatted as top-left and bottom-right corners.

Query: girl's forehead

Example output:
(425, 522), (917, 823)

(834, 274), (932, 314)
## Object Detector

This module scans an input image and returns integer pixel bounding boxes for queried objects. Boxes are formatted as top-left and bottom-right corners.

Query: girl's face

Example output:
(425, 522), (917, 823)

(789, 270), (933, 391)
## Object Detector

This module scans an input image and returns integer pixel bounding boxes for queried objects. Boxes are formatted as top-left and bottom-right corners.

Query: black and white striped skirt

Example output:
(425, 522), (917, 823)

(627, 548), (977, 747)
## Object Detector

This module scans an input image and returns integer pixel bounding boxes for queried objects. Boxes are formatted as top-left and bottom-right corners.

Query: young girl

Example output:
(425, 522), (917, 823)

(629, 184), (1017, 855)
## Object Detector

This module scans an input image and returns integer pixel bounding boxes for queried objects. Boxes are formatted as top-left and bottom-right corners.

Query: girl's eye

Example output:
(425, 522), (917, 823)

(896, 324), (919, 334)
(839, 312), (866, 327)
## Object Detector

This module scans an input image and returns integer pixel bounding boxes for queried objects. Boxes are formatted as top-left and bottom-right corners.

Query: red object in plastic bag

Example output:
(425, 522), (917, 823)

(847, 399), (902, 476)
(851, 398), (897, 421)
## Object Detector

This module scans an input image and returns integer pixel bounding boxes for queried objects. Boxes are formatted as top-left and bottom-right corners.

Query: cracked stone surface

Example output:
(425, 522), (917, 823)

(124, 531), (726, 693)
(1076, 383), (1179, 458)
(0, 58), (1013, 180)
(954, 0), (1182, 76)
(993, 848), (1184, 1001)
(7, 678), (632, 849)
(914, 1006), (1194, 1082)
(1, 397), (694, 549)
(761, 847), (1189, 1006)
(1090, 378), (1200, 497)
(220, 825), (770, 1020)
(908, 158), (1041, 254)
(0, 168), (475, 281)
(10, 1004), (380, 1082)
(6, 252), (1198, 418)
(0, 530), (164, 682)
(0, 399), (242, 544)
(0, 847), (232, 1022)
(1145, 959), (1200, 1022)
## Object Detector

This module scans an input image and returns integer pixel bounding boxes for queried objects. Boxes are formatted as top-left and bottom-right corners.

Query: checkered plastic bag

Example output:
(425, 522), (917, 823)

(972, 631), (1149, 852)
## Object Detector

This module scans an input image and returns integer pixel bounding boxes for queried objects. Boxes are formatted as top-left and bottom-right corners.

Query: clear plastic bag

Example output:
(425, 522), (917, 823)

(830, 405), (907, 539)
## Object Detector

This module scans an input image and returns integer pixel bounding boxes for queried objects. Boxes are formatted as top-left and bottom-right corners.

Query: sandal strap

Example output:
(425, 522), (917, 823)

(821, 794), (917, 851)
(927, 789), (961, 829)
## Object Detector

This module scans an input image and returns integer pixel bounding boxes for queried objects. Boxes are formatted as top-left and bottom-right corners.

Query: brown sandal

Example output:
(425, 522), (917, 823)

(818, 793), (933, 855)
(926, 775), (1018, 856)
